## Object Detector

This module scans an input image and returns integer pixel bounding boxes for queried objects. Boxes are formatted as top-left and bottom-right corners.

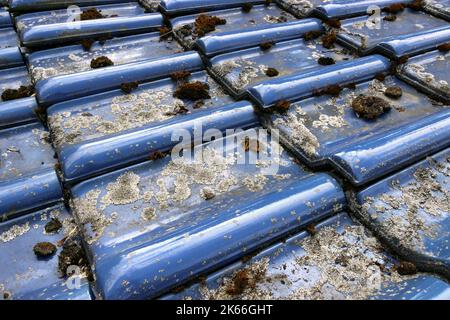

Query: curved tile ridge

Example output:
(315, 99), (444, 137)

(0, 169), (63, 220)
(19, 13), (164, 48)
(161, 0), (266, 15)
(330, 110), (450, 185)
(315, 0), (413, 19)
(0, 8), (12, 28)
(36, 51), (203, 106)
(0, 47), (24, 70)
(162, 213), (450, 300)
(248, 55), (391, 108)
(9, 0), (132, 12)
(196, 18), (324, 57)
(0, 97), (38, 129)
(70, 132), (346, 299)
(377, 26), (450, 58)
(351, 148), (450, 279)
(0, 202), (92, 300)
(398, 50), (450, 104)
(424, 0), (450, 21)
(60, 100), (259, 182)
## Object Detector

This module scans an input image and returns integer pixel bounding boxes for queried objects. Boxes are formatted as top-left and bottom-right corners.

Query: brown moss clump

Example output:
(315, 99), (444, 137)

(194, 14), (226, 37)
(306, 223), (317, 236)
(398, 55), (409, 64)
(322, 31), (337, 49)
(395, 261), (417, 275)
(382, 3), (406, 14)
(375, 73), (386, 81)
(407, 0), (424, 11)
(149, 151), (168, 161)
(174, 81), (211, 100)
(90, 56), (114, 68)
(265, 67), (279, 77)
(80, 8), (106, 21)
(242, 3), (253, 13)
(383, 15), (397, 22)
(1, 85), (35, 101)
(313, 85), (342, 97)
(159, 26), (172, 40)
(45, 218), (62, 234)
(170, 70), (191, 81)
(33, 242), (57, 257)
(259, 41), (274, 51)
(80, 39), (94, 51)
(274, 100), (290, 112)
(225, 270), (251, 295)
(317, 56), (335, 66)
(384, 86), (403, 99)
(437, 43), (450, 52)
(304, 30), (322, 41)
(351, 95), (392, 119)
(324, 19), (341, 29)
(58, 240), (89, 277)
(120, 81), (139, 94)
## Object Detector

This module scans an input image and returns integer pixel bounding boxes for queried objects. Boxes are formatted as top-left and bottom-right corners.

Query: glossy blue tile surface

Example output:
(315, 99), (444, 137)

(27, 32), (183, 83)
(315, 0), (412, 19)
(162, 213), (450, 300)
(275, 0), (324, 18)
(398, 50), (450, 103)
(171, 3), (296, 49)
(70, 131), (346, 299)
(9, 0), (135, 11)
(353, 148), (450, 278)
(161, 0), (267, 15)
(36, 51), (203, 106)
(338, 8), (449, 55)
(424, 0), (450, 21)
(0, 203), (92, 300)
(0, 8), (12, 28)
(260, 75), (449, 185)
(209, 37), (356, 98)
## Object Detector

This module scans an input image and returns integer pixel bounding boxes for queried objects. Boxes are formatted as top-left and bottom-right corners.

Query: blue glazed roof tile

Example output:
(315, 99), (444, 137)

(0, 7), (12, 28)
(338, 8), (449, 55)
(352, 148), (450, 278)
(161, 213), (450, 300)
(423, 0), (450, 21)
(161, 0), (268, 16)
(275, 0), (324, 18)
(8, 0), (136, 12)
(398, 49), (450, 103)
(171, 3), (296, 50)
(69, 131), (346, 299)
(27, 32), (184, 83)
(315, 0), (413, 19)
(259, 74), (449, 185)
(0, 202), (92, 300)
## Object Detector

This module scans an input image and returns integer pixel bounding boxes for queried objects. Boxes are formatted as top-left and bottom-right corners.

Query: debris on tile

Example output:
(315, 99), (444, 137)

(58, 239), (90, 277)
(265, 67), (279, 77)
(407, 0), (425, 11)
(313, 85), (343, 97)
(1, 223), (30, 243)
(317, 57), (335, 66)
(260, 41), (274, 51)
(324, 19), (341, 29)
(395, 261), (418, 275)
(44, 218), (63, 234)
(242, 3), (253, 13)
(33, 242), (57, 257)
(149, 151), (168, 161)
(306, 223), (317, 236)
(159, 26), (172, 40)
(194, 14), (227, 37)
(90, 56), (114, 69)
(141, 207), (156, 221)
(120, 81), (139, 94)
(1, 85), (35, 101)
(384, 86), (403, 99)
(80, 39), (95, 51)
(80, 8), (106, 21)
(382, 3), (406, 14)
(437, 43), (450, 52)
(274, 100), (291, 112)
(303, 30), (322, 41)
(321, 31), (337, 49)
(200, 187), (216, 200)
(351, 95), (392, 119)
(174, 82), (211, 101)
(170, 70), (192, 81)
(383, 15), (397, 22)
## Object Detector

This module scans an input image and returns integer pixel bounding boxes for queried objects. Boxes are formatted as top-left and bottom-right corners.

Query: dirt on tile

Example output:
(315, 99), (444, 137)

(1, 85), (35, 101)
(313, 85), (342, 97)
(321, 31), (337, 49)
(375, 73), (386, 81)
(324, 19), (341, 29)
(274, 100), (291, 112)
(265, 67), (279, 77)
(159, 26), (172, 40)
(80, 8), (106, 21)
(306, 223), (317, 236)
(382, 3), (406, 14)
(194, 14), (227, 37)
(407, 0), (424, 11)
(395, 261), (418, 275)
(45, 218), (63, 234)
(120, 81), (139, 94)
(90, 56), (114, 69)
(242, 3), (253, 13)
(149, 150), (168, 161)
(317, 57), (335, 66)
(260, 41), (275, 51)
(437, 43), (450, 52)
(384, 86), (403, 99)
(174, 81), (211, 101)
(304, 30), (322, 41)
(170, 70), (192, 81)
(383, 15), (397, 22)
(33, 242), (57, 257)
(80, 39), (95, 51)
(351, 95), (392, 119)
(58, 240), (89, 277)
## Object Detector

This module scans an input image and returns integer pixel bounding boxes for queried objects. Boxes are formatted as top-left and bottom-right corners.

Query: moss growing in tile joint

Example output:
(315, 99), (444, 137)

(194, 14), (227, 37)
(351, 95), (392, 119)
(174, 81), (211, 101)
(1, 85), (35, 101)
(170, 70), (192, 81)
(80, 8), (107, 21)
(90, 56), (114, 69)
(120, 81), (139, 94)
